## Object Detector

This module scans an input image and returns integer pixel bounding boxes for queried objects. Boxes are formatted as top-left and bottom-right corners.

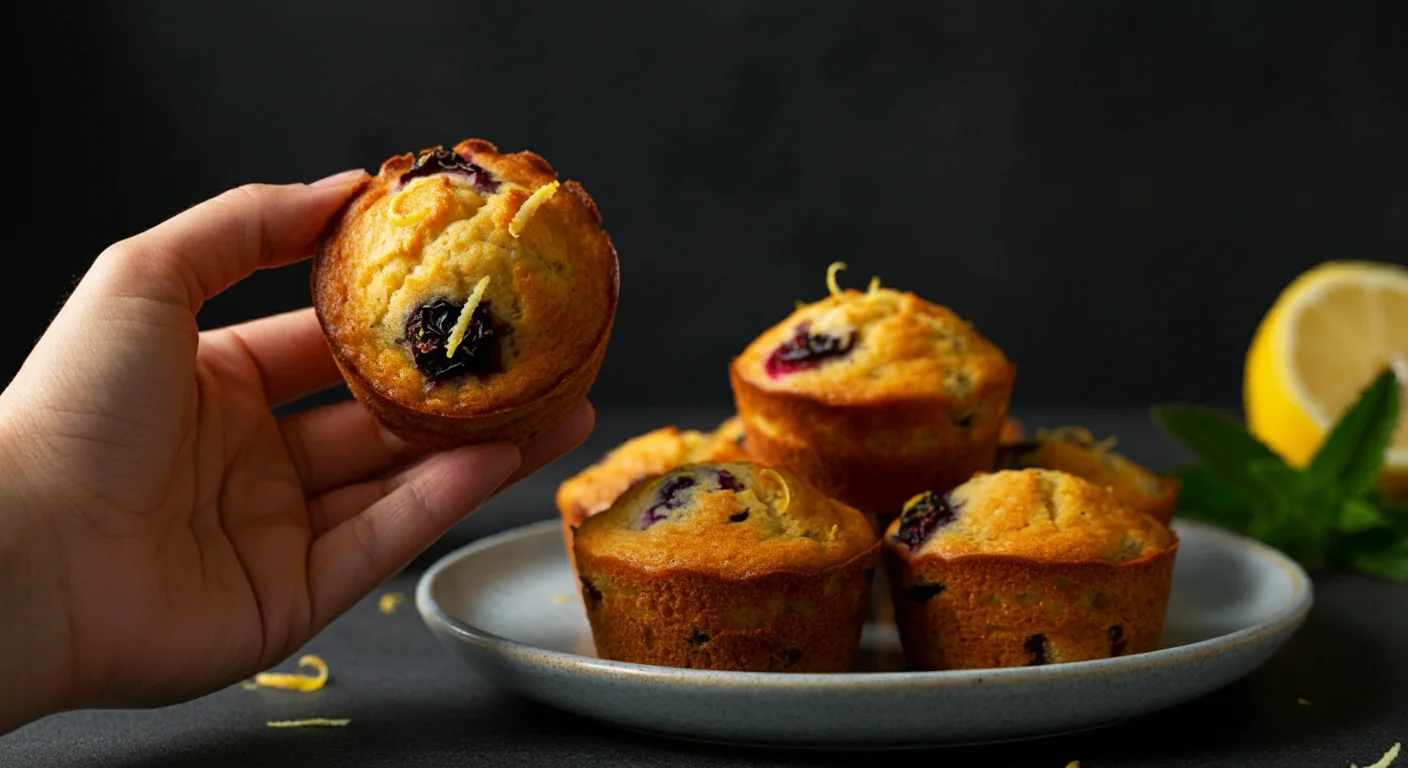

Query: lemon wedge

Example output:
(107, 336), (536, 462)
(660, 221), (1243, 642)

(1244, 261), (1408, 495)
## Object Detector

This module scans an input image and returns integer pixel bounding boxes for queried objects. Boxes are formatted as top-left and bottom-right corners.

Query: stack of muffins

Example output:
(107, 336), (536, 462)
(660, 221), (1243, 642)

(562, 263), (1180, 673)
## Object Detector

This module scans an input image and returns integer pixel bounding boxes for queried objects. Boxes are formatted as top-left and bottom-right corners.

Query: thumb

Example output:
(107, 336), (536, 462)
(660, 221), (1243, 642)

(95, 169), (368, 312)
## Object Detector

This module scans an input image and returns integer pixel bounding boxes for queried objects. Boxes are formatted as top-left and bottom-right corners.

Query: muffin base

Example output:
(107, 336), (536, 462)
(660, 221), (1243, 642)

(576, 545), (880, 672)
(884, 542), (1178, 670)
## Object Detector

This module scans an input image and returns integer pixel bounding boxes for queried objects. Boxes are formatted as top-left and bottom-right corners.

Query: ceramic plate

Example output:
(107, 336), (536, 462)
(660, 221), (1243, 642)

(416, 519), (1311, 748)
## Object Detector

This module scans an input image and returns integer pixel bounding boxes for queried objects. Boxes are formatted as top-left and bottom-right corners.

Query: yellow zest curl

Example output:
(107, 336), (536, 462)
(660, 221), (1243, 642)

(1353, 742), (1400, 768)
(446, 275), (491, 358)
(825, 262), (848, 298)
(388, 177), (433, 226)
(253, 654), (329, 692)
(1065, 762), (1081, 768)
(509, 180), (560, 237)
(759, 468), (791, 513)
(902, 491), (933, 514)
(378, 592), (406, 615)
(266, 718), (350, 729)
(239, 680), (258, 691)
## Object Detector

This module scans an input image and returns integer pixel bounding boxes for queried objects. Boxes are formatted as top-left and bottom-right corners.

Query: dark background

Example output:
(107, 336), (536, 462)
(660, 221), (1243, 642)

(21, 1), (1408, 410)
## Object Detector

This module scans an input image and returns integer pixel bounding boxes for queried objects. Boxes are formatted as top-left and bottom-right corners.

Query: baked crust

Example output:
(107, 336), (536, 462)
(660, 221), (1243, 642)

(313, 138), (619, 447)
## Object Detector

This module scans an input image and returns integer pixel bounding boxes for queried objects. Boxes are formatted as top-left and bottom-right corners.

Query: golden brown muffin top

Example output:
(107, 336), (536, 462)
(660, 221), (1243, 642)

(994, 427), (1178, 517)
(555, 417), (749, 522)
(573, 462), (878, 577)
(886, 469), (1174, 563)
(314, 138), (618, 414)
(732, 263), (1014, 407)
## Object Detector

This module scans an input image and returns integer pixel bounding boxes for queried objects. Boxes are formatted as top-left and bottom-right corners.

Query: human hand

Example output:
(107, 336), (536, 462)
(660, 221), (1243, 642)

(0, 171), (593, 732)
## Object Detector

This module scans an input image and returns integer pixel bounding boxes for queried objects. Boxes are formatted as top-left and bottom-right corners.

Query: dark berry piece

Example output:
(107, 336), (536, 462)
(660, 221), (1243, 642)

(640, 474), (698, 529)
(688, 629), (710, 647)
(764, 321), (854, 377)
(893, 492), (958, 551)
(728, 511), (750, 523)
(581, 579), (602, 610)
(403, 298), (502, 383)
(902, 579), (946, 604)
(714, 469), (742, 492)
(776, 647), (803, 667)
(1108, 625), (1127, 657)
(1024, 633), (1048, 666)
(400, 147), (499, 193)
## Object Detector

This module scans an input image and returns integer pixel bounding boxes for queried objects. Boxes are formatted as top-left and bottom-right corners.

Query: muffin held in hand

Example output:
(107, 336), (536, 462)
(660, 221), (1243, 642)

(313, 139), (619, 447)
(884, 469), (1177, 671)
(729, 263), (1016, 516)
(994, 426), (1180, 526)
(555, 417), (749, 568)
(573, 462), (880, 672)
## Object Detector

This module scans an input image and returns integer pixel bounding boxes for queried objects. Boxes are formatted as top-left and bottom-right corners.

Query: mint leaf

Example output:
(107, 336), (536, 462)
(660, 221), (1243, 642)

(1348, 539), (1408, 583)
(1338, 498), (1388, 533)
(1151, 405), (1287, 509)
(1303, 368), (1401, 498)
(1246, 457), (1321, 567)
(1167, 465), (1254, 530)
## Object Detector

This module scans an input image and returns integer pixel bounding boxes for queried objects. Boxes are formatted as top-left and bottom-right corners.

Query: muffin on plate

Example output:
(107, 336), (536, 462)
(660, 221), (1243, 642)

(313, 138), (619, 447)
(884, 469), (1177, 671)
(573, 462), (879, 672)
(994, 426), (1180, 526)
(729, 263), (1016, 517)
(555, 417), (749, 569)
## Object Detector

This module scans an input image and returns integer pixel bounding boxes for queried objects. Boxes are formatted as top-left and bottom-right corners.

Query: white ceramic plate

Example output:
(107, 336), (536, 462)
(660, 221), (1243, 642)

(417, 519), (1312, 748)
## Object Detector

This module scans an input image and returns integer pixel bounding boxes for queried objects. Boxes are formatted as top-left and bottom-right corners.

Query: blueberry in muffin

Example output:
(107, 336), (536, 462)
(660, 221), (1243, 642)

(572, 462), (879, 672)
(313, 139), (619, 447)
(884, 469), (1178, 670)
(729, 263), (1016, 517)
(995, 426), (1180, 526)
(555, 417), (749, 570)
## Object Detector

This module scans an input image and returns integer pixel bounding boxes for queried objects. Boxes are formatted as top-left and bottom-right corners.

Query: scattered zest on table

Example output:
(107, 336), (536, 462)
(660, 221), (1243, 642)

(378, 592), (407, 615)
(266, 718), (350, 729)
(551, 593), (572, 605)
(1064, 762), (1081, 768)
(251, 655), (330, 692)
(1152, 368), (1408, 582)
(1297, 697), (1312, 707)
(1352, 741), (1401, 768)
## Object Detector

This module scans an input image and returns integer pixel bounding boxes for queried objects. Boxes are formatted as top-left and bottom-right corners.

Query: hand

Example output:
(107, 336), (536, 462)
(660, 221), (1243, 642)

(0, 171), (593, 732)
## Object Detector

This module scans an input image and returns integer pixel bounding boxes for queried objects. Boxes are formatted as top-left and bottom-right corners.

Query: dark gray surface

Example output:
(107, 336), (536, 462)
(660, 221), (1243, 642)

(4, 407), (1405, 767)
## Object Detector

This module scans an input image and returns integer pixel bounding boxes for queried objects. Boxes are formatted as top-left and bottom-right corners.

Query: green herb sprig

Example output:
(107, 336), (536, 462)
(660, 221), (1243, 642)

(1151, 368), (1407, 582)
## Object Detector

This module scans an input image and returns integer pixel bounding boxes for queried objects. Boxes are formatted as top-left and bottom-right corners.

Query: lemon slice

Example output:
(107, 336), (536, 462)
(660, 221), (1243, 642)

(1244, 261), (1408, 494)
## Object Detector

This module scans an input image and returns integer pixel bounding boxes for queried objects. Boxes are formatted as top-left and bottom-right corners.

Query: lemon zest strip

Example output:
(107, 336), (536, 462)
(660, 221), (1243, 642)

(266, 718), (350, 728)
(825, 262), (848, 297)
(445, 275), (491, 358)
(377, 592), (406, 615)
(902, 491), (932, 514)
(759, 468), (791, 513)
(509, 180), (560, 238)
(239, 680), (258, 691)
(1353, 742), (1401, 768)
(252, 654), (329, 692)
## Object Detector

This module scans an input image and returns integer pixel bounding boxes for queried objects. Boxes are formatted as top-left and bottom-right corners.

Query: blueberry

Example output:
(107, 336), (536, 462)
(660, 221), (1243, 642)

(640, 474), (698, 529)
(764, 321), (853, 377)
(728, 511), (750, 523)
(400, 147), (499, 193)
(688, 629), (710, 646)
(1108, 625), (1127, 657)
(1024, 633), (1048, 666)
(403, 298), (501, 382)
(714, 469), (742, 492)
(893, 492), (958, 551)
(902, 579), (946, 604)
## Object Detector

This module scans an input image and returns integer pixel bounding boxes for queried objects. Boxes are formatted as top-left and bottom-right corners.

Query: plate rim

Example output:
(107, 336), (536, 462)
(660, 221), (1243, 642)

(415, 517), (1313, 690)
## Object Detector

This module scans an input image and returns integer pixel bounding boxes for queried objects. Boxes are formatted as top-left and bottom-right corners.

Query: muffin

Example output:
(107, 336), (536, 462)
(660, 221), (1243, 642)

(994, 426), (1180, 526)
(572, 462), (880, 672)
(729, 262), (1016, 516)
(313, 139), (620, 447)
(555, 416), (750, 569)
(884, 469), (1177, 671)
(1000, 416), (1026, 443)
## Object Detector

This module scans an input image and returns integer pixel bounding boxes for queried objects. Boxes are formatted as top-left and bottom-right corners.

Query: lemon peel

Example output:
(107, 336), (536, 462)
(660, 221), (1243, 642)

(825, 262), (847, 297)
(252, 655), (329, 692)
(509, 180), (559, 238)
(759, 468), (791, 513)
(902, 491), (931, 514)
(1353, 742), (1401, 768)
(445, 275), (491, 358)
(378, 592), (406, 615)
(266, 718), (350, 729)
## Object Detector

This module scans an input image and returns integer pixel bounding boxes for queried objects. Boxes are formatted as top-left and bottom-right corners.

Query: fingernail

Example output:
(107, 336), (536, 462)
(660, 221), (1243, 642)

(310, 168), (367, 188)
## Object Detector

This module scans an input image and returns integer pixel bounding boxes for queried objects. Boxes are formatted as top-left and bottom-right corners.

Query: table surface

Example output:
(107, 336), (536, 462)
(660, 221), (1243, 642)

(4, 407), (1405, 768)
